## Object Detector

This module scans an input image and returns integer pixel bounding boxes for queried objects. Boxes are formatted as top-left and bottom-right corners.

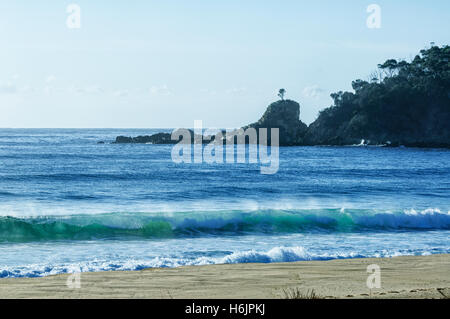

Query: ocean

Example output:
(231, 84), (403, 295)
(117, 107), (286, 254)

(0, 128), (449, 278)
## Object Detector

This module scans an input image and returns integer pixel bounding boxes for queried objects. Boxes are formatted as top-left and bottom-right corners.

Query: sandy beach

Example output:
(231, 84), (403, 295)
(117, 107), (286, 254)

(0, 254), (448, 299)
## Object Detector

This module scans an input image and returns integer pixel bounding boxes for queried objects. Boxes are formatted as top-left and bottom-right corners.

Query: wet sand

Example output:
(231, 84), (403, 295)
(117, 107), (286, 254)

(0, 254), (448, 299)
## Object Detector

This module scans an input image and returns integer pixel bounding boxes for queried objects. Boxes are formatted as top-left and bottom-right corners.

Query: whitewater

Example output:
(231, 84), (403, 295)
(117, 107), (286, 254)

(0, 129), (449, 278)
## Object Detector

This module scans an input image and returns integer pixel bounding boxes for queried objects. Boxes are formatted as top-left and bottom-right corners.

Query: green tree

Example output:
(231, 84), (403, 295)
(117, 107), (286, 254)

(278, 88), (286, 100)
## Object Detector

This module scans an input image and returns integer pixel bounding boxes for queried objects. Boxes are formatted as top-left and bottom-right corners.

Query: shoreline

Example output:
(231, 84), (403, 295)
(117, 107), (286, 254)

(0, 254), (448, 299)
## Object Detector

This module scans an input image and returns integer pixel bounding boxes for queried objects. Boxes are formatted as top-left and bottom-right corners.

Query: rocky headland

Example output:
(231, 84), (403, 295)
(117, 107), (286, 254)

(113, 45), (450, 148)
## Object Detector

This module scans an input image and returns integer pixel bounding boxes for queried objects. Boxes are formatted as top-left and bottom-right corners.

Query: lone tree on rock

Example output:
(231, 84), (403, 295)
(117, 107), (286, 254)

(278, 88), (286, 100)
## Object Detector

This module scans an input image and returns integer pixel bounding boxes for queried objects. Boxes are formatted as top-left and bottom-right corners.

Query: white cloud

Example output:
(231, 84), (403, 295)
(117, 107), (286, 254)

(69, 85), (104, 95)
(44, 85), (54, 95)
(0, 82), (17, 94)
(199, 88), (217, 96)
(226, 87), (247, 95)
(19, 85), (35, 94)
(45, 75), (56, 84)
(150, 85), (171, 96)
(302, 85), (324, 99)
(113, 89), (129, 97)
(85, 86), (103, 94)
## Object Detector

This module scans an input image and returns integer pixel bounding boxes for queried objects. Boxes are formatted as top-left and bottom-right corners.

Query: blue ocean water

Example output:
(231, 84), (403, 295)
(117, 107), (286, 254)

(0, 129), (449, 278)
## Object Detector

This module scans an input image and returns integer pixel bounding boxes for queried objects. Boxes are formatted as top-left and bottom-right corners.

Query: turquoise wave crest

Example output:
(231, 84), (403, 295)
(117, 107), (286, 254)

(1, 208), (449, 243)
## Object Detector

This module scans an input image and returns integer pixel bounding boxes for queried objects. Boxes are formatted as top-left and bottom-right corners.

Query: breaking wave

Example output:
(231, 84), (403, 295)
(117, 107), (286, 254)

(1, 245), (447, 278)
(1, 208), (449, 243)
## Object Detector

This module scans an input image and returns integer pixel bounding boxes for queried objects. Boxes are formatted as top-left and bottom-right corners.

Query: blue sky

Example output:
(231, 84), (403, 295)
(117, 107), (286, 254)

(0, 0), (449, 128)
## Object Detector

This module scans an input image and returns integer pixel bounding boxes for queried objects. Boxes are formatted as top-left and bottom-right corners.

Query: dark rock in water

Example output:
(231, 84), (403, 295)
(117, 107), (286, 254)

(114, 131), (211, 144)
(114, 133), (178, 144)
(97, 141), (105, 144)
(113, 100), (308, 146)
(114, 136), (133, 144)
(244, 99), (308, 146)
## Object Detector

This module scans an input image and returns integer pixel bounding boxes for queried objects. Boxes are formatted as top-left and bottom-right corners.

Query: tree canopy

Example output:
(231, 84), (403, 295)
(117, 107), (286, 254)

(278, 88), (286, 100)
(304, 44), (450, 147)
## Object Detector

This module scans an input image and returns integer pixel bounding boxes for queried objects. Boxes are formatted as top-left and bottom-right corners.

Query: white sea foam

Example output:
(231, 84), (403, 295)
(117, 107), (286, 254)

(1, 245), (448, 278)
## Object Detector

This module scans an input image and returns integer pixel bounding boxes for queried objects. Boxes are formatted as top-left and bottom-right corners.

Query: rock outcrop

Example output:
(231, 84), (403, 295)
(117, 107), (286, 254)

(112, 45), (450, 148)
(244, 99), (308, 146)
(114, 131), (215, 145)
(114, 133), (177, 144)
(114, 99), (308, 146)
(112, 94), (449, 148)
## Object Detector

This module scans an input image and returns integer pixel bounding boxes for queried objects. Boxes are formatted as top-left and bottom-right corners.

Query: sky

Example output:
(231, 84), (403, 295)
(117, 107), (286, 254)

(0, 0), (449, 128)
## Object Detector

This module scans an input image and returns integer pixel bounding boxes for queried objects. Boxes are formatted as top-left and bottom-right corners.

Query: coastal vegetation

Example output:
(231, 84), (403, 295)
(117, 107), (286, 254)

(303, 44), (450, 147)
(115, 45), (449, 148)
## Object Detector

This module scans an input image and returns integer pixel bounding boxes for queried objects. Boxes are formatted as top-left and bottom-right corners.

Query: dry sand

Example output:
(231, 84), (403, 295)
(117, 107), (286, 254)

(0, 254), (448, 299)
